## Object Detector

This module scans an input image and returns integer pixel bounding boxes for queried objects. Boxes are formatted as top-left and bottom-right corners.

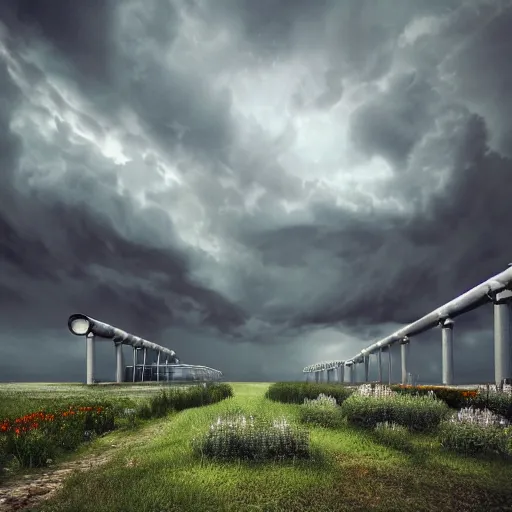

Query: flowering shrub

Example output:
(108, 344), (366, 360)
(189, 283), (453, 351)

(355, 384), (397, 398)
(438, 406), (512, 457)
(0, 405), (115, 468)
(192, 414), (310, 461)
(372, 421), (412, 452)
(265, 382), (353, 405)
(299, 394), (344, 428)
(303, 394), (338, 407)
(453, 407), (509, 427)
(467, 387), (512, 421)
(340, 393), (450, 432)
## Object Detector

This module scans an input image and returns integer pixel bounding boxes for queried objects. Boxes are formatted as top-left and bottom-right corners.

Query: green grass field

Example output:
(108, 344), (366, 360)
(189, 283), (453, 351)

(0, 382), (193, 420)
(2, 382), (512, 511)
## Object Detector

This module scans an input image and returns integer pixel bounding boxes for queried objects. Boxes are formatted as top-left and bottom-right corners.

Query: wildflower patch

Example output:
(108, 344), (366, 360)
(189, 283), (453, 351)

(299, 394), (344, 428)
(192, 414), (311, 461)
(340, 392), (450, 432)
(438, 406), (512, 457)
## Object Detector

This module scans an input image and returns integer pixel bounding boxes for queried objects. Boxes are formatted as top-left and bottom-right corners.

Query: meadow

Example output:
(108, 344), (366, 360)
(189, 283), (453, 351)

(1, 382), (512, 512)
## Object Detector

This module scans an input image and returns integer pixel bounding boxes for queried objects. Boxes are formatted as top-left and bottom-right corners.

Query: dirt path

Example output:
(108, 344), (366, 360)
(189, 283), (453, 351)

(0, 450), (115, 511)
(0, 422), (163, 512)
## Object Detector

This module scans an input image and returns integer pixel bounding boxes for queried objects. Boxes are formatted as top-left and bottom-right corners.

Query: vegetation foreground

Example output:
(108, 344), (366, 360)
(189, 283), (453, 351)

(1, 383), (512, 511)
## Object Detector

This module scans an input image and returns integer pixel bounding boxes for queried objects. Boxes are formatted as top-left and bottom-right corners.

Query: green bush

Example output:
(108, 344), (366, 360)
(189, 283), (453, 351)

(265, 382), (353, 405)
(340, 393), (450, 432)
(138, 383), (233, 420)
(439, 422), (512, 457)
(5, 428), (58, 467)
(467, 392), (512, 422)
(299, 394), (344, 428)
(299, 406), (344, 428)
(192, 414), (310, 461)
(372, 422), (413, 452)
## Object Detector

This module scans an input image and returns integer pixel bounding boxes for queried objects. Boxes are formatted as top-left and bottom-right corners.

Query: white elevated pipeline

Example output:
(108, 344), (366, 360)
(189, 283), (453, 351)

(348, 265), (512, 363)
(68, 314), (178, 360)
(68, 313), (179, 385)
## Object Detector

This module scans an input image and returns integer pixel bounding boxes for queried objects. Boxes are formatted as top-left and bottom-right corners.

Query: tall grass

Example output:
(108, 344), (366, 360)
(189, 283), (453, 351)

(265, 382), (353, 405)
(0, 383), (232, 471)
(298, 393), (345, 428)
(36, 383), (512, 512)
(340, 392), (450, 431)
(192, 414), (310, 461)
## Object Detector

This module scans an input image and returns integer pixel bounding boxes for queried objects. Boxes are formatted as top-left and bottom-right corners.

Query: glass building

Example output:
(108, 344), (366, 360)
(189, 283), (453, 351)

(124, 363), (223, 383)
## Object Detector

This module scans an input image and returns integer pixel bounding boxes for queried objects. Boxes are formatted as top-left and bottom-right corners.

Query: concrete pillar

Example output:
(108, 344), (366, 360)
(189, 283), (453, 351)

(377, 348), (383, 383)
(115, 343), (124, 383)
(142, 347), (147, 382)
(315, 371), (319, 383)
(339, 365), (345, 384)
(86, 333), (95, 385)
(440, 319), (454, 385)
(387, 345), (393, 386)
(132, 347), (137, 382)
(348, 364), (354, 384)
(400, 337), (410, 385)
(157, 351), (160, 382)
(364, 356), (369, 382)
(494, 290), (512, 386)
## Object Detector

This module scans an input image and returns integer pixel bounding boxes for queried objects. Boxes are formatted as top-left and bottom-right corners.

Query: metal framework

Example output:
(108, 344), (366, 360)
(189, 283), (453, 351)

(68, 314), (223, 385)
(125, 363), (223, 383)
(303, 264), (512, 386)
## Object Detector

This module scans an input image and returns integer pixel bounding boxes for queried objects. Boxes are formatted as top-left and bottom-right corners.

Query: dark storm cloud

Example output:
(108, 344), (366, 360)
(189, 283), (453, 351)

(0, 0), (115, 82)
(0, 174), (247, 337)
(1, 0), (512, 383)
(349, 72), (439, 168)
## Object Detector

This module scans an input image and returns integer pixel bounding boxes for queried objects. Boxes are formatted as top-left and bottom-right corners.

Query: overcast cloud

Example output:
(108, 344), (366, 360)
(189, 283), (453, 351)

(1, 0), (512, 384)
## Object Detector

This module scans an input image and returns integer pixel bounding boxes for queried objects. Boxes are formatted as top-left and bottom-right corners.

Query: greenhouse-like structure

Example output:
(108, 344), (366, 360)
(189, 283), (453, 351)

(125, 363), (223, 383)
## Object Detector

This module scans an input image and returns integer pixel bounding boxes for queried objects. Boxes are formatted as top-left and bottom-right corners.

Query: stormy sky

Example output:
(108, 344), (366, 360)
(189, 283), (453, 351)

(1, 0), (511, 384)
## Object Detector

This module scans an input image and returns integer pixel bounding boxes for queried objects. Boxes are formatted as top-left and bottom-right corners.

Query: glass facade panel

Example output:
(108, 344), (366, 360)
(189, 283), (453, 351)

(124, 364), (222, 383)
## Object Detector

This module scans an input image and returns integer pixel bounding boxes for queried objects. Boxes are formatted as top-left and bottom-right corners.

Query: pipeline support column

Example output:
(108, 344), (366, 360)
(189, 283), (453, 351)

(351, 364), (356, 384)
(86, 333), (95, 385)
(132, 347), (137, 382)
(364, 356), (369, 382)
(115, 342), (124, 383)
(440, 319), (454, 385)
(377, 348), (382, 383)
(386, 347), (392, 385)
(400, 337), (410, 385)
(339, 365), (345, 384)
(494, 290), (512, 386)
